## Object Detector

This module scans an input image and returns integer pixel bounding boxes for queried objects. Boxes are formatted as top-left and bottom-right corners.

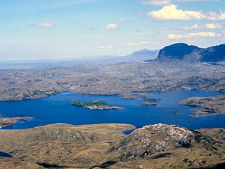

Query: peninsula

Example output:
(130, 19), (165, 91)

(0, 116), (33, 128)
(179, 95), (225, 116)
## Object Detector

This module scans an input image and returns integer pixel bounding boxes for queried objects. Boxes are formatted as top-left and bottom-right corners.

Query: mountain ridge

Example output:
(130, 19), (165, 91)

(157, 43), (225, 62)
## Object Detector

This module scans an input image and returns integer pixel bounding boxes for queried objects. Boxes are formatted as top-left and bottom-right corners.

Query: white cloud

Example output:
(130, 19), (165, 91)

(148, 4), (225, 21)
(120, 18), (125, 23)
(168, 31), (221, 39)
(141, 0), (218, 6)
(127, 42), (138, 46)
(207, 12), (225, 21)
(182, 23), (222, 30)
(34, 22), (55, 28)
(99, 45), (113, 49)
(141, 0), (170, 6)
(127, 41), (150, 46)
(205, 23), (222, 29)
(182, 24), (200, 30)
(105, 24), (118, 30)
(148, 4), (205, 20)
(141, 41), (150, 45)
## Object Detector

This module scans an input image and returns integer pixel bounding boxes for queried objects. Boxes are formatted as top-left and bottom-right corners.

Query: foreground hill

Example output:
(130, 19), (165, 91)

(158, 43), (225, 62)
(0, 123), (224, 169)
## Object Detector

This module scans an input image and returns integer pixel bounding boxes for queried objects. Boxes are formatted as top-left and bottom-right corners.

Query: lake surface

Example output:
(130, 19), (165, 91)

(0, 90), (225, 130)
(0, 151), (13, 158)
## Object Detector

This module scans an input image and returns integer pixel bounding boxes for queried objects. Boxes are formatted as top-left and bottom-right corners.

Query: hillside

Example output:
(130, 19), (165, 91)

(0, 61), (225, 101)
(0, 123), (224, 169)
(158, 43), (225, 62)
(179, 95), (225, 116)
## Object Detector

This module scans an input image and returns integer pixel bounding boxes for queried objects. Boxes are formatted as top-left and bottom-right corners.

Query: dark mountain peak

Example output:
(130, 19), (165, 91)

(158, 43), (200, 60)
(166, 43), (193, 47)
(201, 44), (225, 62)
(157, 43), (225, 62)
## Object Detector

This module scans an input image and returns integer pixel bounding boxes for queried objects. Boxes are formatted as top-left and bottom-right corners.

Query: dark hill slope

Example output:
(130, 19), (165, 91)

(158, 43), (225, 62)
(201, 44), (225, 62)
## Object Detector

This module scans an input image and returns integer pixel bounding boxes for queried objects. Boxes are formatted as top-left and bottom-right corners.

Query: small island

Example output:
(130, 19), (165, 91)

(140, 102), (157, 106)
(172, 110), (180, 114)
(143, 98), (161, 102)
(140, 97), (161, 106)
(0, 116), (33, 128)
(71, 100), (121, 110)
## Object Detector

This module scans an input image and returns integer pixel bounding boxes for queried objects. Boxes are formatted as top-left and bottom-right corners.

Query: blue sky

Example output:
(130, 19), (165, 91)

(0, 0), (224, 60)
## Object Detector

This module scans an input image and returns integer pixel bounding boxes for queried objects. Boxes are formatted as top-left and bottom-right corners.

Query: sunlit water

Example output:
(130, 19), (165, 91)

(0, 90), (225, 130)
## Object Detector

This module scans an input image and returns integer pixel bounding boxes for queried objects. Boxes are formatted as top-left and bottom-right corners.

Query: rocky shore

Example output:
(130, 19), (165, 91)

(0, 116), (33, 128)
(179, 95), (225, 116)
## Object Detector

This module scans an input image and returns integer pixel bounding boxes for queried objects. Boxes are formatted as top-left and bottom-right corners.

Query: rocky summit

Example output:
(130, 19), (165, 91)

(114, 123), (216, 159)
(0, 123), (224, 169)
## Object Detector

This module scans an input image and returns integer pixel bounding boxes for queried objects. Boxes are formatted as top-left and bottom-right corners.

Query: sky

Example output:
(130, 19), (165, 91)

(0, 0), (225, 60)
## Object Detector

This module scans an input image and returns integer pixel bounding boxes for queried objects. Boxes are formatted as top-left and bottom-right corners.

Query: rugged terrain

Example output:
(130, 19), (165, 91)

(179, 95), (225, 115)
(0, 123), (134, 169)
(0, 43), (224, 101)
(0, 123), (224, 169)
(0, 116), (33, 128)
(0, 44), (224, 168)
(0, 61), (225, 101)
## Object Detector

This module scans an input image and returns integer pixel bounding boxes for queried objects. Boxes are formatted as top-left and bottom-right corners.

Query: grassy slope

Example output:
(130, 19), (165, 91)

(0, 123), (224, 169)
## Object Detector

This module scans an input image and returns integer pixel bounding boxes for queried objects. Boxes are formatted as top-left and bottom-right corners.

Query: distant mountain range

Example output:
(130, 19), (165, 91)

(88, 49), (159, 64)
(117, 49), (159, 62)
(0, 49), (158, 69)
(157, 43), (225, 62)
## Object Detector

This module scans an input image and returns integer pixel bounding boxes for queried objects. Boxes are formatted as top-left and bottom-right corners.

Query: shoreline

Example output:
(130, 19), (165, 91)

(0, 117), (33, 129)
(0, 89), (225, 102)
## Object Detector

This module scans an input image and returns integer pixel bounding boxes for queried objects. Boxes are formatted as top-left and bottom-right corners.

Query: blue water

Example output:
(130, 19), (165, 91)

(0, 151), (12, 158)
(0, 90), (225, 130)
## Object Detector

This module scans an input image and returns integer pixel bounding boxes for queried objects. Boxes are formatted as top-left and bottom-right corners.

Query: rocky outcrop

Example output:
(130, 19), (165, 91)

(114, 123), (215, 159)
(179, 95), (225, 115)
(33, 126), (99, 143)
(0, 117), (33, 128)
(0, 123), (224, 169)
